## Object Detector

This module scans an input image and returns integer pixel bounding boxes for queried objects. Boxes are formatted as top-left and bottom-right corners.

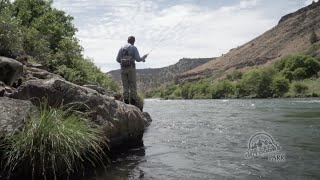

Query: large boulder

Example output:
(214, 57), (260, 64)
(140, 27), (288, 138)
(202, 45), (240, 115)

(0, 56), (23, 86)
(0, 97), (35, 137)
(11, 77), (151, 148)
(23, 66), (63, 81)
(0, 81), (14, 97)
(83, 84), (115, 97)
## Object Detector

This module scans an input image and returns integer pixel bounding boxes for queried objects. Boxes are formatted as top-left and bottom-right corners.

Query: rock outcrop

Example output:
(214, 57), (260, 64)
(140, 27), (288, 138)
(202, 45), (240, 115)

(0, 56), (152, 149)
(11, 78), (150, 147)
(0, 97), (35, 137)
(0, 56), (23, 86)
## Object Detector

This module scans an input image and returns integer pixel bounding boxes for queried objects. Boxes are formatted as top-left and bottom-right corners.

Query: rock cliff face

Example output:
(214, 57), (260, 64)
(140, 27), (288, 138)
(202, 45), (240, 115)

(0, 56), (152, 148)
(177, 1), (320, 83)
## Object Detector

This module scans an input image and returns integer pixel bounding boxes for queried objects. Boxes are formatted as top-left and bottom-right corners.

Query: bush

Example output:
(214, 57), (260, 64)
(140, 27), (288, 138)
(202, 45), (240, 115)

(226, 70), (242, 81)
(211, 80), (234, 99)
(292, 67), (307, 80)
(291, 81), (309, 95)
(136, 93), (144, 110)
(271, 75), (290, 97)
(239, 68), (275, 98)
(276, 55), (320, 81)
(173, 87), (182, 97)
(310, 30), (318, 44)
(181, 83), (191, 99)
(306, 42), (320, 57)
(0, 0), (119, 91)
(1, 101), (107, 179)
(0, 7), (24, 58)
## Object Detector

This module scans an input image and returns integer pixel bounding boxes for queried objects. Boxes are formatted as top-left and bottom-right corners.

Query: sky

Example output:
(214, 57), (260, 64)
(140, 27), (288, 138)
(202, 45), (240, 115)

(53, 0), (317, 72)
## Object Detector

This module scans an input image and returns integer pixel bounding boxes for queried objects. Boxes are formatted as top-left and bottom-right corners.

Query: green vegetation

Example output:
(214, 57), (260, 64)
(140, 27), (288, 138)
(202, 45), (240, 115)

(0, 0), (119, 91)
(147, 54), (320, 99)
(310, 30), (318, 44)
(1, 101), (107, 179)
(274, 55), (320, 81)
(290, 81), (309, 96)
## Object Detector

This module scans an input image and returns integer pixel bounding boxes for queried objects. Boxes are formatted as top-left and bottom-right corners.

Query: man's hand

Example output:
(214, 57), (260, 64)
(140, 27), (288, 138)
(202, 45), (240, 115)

(142, 54), (148, 61)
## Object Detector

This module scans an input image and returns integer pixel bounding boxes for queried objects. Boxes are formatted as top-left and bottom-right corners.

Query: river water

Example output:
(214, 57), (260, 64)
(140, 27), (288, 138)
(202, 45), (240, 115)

(86, 99), (320, 180)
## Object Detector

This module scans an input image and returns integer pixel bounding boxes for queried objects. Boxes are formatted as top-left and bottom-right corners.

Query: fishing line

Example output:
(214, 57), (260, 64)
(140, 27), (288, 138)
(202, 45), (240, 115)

(147, 0), (201, 55)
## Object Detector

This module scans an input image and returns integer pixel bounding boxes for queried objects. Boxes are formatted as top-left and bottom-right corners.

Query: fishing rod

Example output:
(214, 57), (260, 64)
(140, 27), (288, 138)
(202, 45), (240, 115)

(147, 0), (201, 55)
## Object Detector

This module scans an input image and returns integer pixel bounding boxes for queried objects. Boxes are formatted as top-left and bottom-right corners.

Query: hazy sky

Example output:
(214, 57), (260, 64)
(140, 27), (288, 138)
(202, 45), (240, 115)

(53, 0), (316, 72)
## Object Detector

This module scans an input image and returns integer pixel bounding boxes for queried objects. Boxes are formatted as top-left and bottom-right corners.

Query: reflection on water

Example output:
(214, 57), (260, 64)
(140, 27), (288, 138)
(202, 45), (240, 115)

(79, 146), (146, 180)
(86, 98), (320, 180)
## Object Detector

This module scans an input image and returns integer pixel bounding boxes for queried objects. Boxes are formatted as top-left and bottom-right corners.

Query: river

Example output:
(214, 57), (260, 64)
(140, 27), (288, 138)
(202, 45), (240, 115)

(85, 99), (320, 180)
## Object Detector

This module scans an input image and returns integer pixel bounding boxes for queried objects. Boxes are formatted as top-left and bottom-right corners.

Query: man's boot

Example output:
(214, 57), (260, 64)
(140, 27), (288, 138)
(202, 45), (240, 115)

(124, 99), (129, 104)
(130, 99), (136, 106)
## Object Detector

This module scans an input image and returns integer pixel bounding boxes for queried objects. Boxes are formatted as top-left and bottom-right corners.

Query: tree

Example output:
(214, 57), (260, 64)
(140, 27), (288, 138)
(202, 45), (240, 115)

(0, 6), (24, 58)
(211, 80), (234, 99)
(291, 81), (308, 95)
(181, 83), (191, 99)
(12, 0), (52, 27)
(271, 75), (290, 97)
(0, 0), (119, 91)
(277, 55), (320, 81)
(292, 68), (307, 80)
(310, 30), (318, 44)
(239, 68), (274, 98)
(0, 0), (10, 10)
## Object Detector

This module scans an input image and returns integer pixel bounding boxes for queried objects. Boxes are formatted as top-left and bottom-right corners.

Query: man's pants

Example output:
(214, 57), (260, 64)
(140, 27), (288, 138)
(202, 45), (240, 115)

(121, 66), (137, 101)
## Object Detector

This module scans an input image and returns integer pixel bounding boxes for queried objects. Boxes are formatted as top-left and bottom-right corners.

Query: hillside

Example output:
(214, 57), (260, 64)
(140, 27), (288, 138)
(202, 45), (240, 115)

(108, 58), (213, 92)
(177, 1), (320, 83)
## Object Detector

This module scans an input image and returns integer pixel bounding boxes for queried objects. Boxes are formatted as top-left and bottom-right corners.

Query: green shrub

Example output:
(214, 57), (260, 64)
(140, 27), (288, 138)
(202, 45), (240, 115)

(2, 101), (107, 179)
(0, 0), (119, 91)
(173, 87), (182, 97)
(271, 75), (290, 97)
(291, 81), (309, 95)
(181, 83), (191, 99)
(226, 70), (243, 81)
(211, 80), (234, 99)
(306, 42), (320, 57)
(239, 68), (275, 98)
(301, 78), (320, 96)
(276, 55), (320, 81)
(0, 7), (24, 58)
(137, 93), (144, 108)
(310, 30), (318, 44)
(292, 67), (307, 80)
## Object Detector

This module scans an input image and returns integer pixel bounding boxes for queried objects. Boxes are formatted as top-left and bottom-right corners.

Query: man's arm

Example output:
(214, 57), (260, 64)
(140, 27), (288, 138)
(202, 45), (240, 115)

(133, 46), (146, 62)
(116, 48), (122, 63)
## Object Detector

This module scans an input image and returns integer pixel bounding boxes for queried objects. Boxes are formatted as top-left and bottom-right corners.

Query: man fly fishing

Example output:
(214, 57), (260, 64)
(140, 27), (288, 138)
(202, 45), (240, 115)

(116, 36), (148, 107)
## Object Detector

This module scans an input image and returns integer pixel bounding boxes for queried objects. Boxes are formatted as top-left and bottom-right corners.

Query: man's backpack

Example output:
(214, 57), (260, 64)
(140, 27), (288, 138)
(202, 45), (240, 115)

(121, 48), (133, 67)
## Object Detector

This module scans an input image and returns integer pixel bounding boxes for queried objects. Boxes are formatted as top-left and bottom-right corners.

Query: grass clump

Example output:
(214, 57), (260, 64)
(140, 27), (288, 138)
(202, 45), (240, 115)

(1, 102), (107, 179)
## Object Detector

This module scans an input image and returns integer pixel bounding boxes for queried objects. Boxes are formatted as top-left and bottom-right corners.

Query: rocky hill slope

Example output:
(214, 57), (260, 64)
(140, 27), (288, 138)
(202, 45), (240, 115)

(177, 1), (320, 83)
(108, 58), (213, 92)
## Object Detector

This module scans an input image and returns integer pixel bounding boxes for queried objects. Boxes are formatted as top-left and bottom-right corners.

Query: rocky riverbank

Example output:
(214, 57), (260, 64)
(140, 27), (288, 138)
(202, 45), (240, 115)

(0, 55), (152, 161)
